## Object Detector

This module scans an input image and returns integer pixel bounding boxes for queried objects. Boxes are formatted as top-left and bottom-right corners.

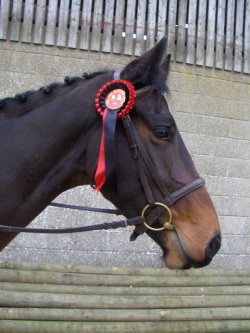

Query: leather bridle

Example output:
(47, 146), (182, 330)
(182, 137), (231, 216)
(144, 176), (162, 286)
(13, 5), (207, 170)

(120, 82), (205, 240)
(0, 74), (205, 237)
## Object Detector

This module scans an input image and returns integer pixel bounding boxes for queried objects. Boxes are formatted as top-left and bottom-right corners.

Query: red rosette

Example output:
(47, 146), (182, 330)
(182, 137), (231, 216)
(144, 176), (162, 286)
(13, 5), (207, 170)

(94, 79), (136, 191)
(95, 79), (135, 119)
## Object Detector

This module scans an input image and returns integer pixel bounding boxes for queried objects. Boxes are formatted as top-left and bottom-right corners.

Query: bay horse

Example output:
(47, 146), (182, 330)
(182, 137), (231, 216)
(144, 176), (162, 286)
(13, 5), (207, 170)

(0, 38), (221, 269)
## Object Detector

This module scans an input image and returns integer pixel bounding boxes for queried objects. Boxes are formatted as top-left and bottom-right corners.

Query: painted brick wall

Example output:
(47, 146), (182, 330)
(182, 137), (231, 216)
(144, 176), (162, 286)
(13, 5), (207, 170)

(0, 41), (249, 269)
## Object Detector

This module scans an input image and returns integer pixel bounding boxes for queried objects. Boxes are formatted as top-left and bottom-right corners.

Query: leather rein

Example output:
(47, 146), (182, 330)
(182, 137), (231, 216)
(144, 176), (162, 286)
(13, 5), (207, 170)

(0, 75), (205, 238)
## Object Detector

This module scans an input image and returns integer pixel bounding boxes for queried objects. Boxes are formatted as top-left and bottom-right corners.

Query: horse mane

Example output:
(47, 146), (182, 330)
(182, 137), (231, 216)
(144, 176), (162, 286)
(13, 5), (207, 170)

(0, 71), (109, 118)
(0, 67), (170, 119)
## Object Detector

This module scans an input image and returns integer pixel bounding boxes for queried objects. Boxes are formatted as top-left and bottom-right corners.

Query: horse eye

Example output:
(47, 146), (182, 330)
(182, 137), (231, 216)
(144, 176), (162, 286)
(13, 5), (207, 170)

(153, 127), (171, 140)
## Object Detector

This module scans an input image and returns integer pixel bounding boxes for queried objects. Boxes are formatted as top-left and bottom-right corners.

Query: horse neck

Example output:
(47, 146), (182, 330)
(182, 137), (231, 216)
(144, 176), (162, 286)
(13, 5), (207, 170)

(20, 74), (109, 189)
(0, 73), (110, 247)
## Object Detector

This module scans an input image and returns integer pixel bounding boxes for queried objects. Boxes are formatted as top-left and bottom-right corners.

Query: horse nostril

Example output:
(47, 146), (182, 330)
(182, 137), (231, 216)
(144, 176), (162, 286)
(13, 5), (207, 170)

(205, 234), (221, 260)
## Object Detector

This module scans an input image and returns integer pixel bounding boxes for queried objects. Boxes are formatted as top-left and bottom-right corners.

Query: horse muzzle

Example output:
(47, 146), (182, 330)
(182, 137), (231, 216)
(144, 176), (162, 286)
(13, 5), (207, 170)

(163, 231), (221, 269)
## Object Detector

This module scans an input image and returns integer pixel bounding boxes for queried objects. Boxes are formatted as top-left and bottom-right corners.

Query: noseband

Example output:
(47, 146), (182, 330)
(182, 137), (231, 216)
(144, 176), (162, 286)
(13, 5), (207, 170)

(114, 72), (205, 240)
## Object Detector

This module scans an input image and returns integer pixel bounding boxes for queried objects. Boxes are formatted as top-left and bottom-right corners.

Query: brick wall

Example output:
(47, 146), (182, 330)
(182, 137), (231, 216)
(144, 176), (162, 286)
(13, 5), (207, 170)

(0, 41), (249, 269)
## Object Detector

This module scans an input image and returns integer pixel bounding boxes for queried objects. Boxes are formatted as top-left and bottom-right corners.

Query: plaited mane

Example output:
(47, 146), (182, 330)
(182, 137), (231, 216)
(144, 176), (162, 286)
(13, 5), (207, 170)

(0, 71), (109, 118)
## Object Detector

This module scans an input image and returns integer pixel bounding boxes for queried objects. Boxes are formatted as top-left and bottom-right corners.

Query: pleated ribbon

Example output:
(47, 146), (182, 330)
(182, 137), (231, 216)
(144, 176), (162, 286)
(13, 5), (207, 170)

(94, 80), (135, 191)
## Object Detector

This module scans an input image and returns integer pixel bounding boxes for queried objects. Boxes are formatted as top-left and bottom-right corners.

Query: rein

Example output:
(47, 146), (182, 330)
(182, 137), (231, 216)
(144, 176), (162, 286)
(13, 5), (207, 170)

(0, 216), (144, 234)
(0, 73), (205, 237)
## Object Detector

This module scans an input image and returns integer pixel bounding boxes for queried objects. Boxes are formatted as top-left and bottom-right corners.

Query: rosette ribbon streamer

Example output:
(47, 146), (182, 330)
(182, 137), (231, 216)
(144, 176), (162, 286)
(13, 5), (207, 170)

(94, 80), (135, 191)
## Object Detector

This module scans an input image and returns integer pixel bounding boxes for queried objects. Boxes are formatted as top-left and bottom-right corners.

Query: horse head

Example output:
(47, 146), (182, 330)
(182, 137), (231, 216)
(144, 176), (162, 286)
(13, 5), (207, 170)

(96, 38), (221, 269)
(0, 38), (221, 269)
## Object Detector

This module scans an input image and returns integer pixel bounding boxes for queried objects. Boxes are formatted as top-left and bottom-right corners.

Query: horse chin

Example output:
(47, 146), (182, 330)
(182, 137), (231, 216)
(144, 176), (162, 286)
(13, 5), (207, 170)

(162, 231), (191, 269)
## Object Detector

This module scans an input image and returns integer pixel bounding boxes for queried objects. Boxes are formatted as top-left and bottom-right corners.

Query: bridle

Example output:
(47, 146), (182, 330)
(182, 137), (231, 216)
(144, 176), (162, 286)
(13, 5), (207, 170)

(0, 73), (205, 237)
(121, 116), (205, 239)
(119, 81), (205, 240)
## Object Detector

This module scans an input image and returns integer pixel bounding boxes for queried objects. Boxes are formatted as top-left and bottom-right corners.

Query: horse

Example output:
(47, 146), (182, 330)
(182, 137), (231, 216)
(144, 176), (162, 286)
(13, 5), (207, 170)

(0, 38), (221, 269)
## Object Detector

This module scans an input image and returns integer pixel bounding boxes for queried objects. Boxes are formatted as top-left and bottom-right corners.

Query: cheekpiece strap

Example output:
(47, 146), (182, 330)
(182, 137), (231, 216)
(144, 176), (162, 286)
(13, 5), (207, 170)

(113, 71), (121, 80)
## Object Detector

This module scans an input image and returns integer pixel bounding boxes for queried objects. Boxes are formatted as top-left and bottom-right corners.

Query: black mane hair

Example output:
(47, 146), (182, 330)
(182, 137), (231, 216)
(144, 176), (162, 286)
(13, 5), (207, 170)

(0, 71), (109, 117)
(0, 63), (170, 119)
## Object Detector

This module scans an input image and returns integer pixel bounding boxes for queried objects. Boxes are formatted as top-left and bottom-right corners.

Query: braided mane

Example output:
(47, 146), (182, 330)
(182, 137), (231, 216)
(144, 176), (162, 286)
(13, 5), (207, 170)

(0, 71), (108, 118)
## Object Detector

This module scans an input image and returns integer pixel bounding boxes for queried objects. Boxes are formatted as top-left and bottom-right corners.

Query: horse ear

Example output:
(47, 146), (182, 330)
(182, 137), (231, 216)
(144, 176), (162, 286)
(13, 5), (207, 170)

(161, 54), (171, 79)
(121, 37), (168, 85)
